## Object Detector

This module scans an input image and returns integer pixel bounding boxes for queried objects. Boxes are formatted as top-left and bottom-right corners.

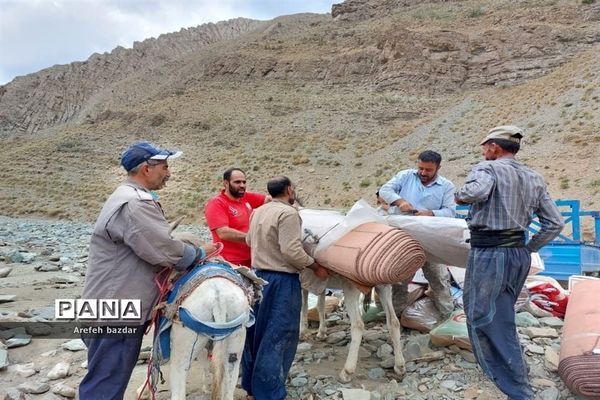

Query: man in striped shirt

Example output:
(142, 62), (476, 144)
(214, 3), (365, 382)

(455, 125), (564, 400)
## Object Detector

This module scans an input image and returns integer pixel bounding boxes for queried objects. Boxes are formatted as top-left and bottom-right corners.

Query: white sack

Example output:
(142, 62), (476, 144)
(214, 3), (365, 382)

(385, 214), (470, 267)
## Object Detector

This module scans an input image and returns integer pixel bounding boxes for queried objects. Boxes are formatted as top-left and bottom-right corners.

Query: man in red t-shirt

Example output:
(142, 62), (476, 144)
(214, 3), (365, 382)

(204, 168), (270, 267)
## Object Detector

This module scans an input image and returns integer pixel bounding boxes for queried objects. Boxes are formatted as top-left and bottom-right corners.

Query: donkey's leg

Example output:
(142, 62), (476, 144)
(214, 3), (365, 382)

(339, 283), (364, 383)
(300, 289), (310, 338)
(170, 323), (210, 400)
(375, 284), (406, 377)
(316, 292), (328, 339)
(217, 328), (247, 400)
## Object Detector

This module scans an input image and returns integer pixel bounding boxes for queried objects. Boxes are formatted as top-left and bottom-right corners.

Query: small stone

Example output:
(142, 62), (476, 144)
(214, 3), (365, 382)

(522, 327), (558, 339)
(376, 343), (393, 359)
(538, 386), (560, 400)
(17, 382), (50, 394)
(3, 388), (25, 400)
(61, 339), (86, 351)
(367, 367), (385, 380)
(0, 266), (12, 277)
(15, 363), (37, 377)
(5, 250), (24, 263)
(6, 335), (32, 348)
(363, 330), (381, 341)
(380, 356), (396, 369)
(325, 331), (346, 344)
(544, 347), (560, 371)
(47, 362), (70, 379)
(532, 378), (556, 387)
(526, 344), (545, 355)
(81, 359), (88, 369)
(290, 377), (308, 387)
(297, 342), (312, 353)
(459, 349), (476, 363)
(341, 388), (371, 400)
(539, 317), (564, 328)
(0, 346), (8, 369)
(440, 380), (458, 390)
(515, 311), (540, 327)
(37, 264), (60, 272)
(0, 294), (17, 303)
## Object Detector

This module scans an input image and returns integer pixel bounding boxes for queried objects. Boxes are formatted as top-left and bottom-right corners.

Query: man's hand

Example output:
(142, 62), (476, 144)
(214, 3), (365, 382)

(202, 242), (219, 256)
(393, 199), (414, 213)
(308, 263), (329, 281)
(454, 195), (468, 205)
(415, 210), (434, 217)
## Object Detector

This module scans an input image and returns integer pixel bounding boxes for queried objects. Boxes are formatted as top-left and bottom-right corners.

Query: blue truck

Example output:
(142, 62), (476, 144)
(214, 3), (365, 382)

(457, 200), (600, 281)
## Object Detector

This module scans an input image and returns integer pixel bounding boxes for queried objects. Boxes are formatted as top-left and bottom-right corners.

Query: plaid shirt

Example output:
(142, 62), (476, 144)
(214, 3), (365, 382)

(455, 157), (564, 252)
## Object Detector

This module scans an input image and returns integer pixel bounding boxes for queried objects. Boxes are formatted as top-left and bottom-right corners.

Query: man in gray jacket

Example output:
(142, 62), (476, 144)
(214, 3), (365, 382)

(79, 141), (217, 400)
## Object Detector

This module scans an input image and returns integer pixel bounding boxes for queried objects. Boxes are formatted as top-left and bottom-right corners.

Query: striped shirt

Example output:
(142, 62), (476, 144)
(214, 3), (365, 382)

(455, 157), (564, 252)
(379, 169), (456, 218)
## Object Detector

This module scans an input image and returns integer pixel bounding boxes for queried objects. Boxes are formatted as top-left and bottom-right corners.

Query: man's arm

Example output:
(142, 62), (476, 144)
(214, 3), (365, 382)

(121, 201), (197, 270)
(214, 226), (247, 242)
(277, 211), (315, 271)
(527, 191), (565, 252)
(455, 165), (495, 205)
(379, 170), (414, 211)
(204, 197), (246, 242)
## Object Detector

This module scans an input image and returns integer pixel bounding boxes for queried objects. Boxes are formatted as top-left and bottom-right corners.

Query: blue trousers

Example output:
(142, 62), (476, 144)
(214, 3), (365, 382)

(79, 326), (145, 400)
(464, 247), (533, 400)
(241, 270), (301, 400)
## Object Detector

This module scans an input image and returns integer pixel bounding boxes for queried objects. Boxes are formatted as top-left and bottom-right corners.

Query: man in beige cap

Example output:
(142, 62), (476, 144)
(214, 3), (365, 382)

(455, 126), (564, 399)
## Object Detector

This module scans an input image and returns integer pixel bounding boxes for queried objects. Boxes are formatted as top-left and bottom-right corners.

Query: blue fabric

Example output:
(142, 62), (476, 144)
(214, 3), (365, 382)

(179, 307), (254, 341)
(464, 247), (533, 400)
(379, 169), (456, 217)
(157, 260), (249, 361)
(241, 270), (301, 400)
(79, 326), (145, 400)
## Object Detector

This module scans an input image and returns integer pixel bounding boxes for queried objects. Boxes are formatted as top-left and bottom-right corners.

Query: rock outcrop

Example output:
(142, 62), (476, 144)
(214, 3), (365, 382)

(0, 18), (263, 135)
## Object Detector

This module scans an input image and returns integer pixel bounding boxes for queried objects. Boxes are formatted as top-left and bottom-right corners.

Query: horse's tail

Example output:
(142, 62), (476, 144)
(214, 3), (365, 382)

(210, 300), (227, 400)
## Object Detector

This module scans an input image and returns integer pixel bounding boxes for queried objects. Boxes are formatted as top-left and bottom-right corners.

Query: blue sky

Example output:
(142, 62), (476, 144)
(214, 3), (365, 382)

(0, 0), (337, 85)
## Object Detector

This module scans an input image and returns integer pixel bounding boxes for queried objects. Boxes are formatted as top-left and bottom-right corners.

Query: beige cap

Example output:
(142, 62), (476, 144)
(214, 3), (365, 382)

(480, 125), (523, 145)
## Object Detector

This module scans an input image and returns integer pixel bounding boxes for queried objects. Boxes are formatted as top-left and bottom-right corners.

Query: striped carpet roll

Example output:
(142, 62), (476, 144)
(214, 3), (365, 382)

(315, 222), (426, 287)
(558, 280), (600, 399)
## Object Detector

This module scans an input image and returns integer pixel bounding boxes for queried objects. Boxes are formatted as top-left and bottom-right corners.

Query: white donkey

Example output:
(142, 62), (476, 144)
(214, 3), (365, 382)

(300, 273), (405, 383)
(138, 230), (261, 400)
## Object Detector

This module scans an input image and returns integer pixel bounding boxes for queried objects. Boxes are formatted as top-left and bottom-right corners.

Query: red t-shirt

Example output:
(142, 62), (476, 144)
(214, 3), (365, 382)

(204, 190), (266, 267)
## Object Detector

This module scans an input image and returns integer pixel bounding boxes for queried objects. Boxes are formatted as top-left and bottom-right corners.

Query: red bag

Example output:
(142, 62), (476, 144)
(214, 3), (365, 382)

(529, 282), (569, 318)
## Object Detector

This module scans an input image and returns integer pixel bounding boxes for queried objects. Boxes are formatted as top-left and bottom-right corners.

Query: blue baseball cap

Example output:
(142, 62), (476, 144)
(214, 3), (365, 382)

(120, 141), (182, 172)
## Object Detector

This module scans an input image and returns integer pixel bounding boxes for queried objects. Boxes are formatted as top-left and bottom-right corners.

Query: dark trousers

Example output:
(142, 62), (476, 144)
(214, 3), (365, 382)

(464, 247), (533, 400)
(79, 326), (145, 400)
(241, 270), (301, 400)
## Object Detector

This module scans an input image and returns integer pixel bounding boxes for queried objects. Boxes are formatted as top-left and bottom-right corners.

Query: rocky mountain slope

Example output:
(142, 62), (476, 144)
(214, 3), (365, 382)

(1, 0), (599, 226)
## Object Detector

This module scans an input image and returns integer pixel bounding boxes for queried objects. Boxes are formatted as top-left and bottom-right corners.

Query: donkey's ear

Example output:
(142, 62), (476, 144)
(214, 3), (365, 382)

(168, 216), (186, 234)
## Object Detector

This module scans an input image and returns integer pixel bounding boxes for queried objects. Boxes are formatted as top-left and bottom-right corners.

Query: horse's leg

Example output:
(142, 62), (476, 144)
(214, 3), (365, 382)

(316, 292), (327, 339)
(217, 327), (247, 400)
(339, 281), (364, 383)
(375, 284), (406, 377)
(300, 289), (309, 338)
(170, 323), (210, 400)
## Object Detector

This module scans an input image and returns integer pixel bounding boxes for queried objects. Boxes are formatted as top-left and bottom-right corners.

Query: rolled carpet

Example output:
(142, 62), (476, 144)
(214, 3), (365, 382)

(315, 222), (426, 287)
(558, 280), (600, 399)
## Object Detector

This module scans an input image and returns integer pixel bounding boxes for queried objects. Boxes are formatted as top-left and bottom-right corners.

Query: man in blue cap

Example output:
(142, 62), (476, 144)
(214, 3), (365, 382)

(79, 141), (217, 399)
